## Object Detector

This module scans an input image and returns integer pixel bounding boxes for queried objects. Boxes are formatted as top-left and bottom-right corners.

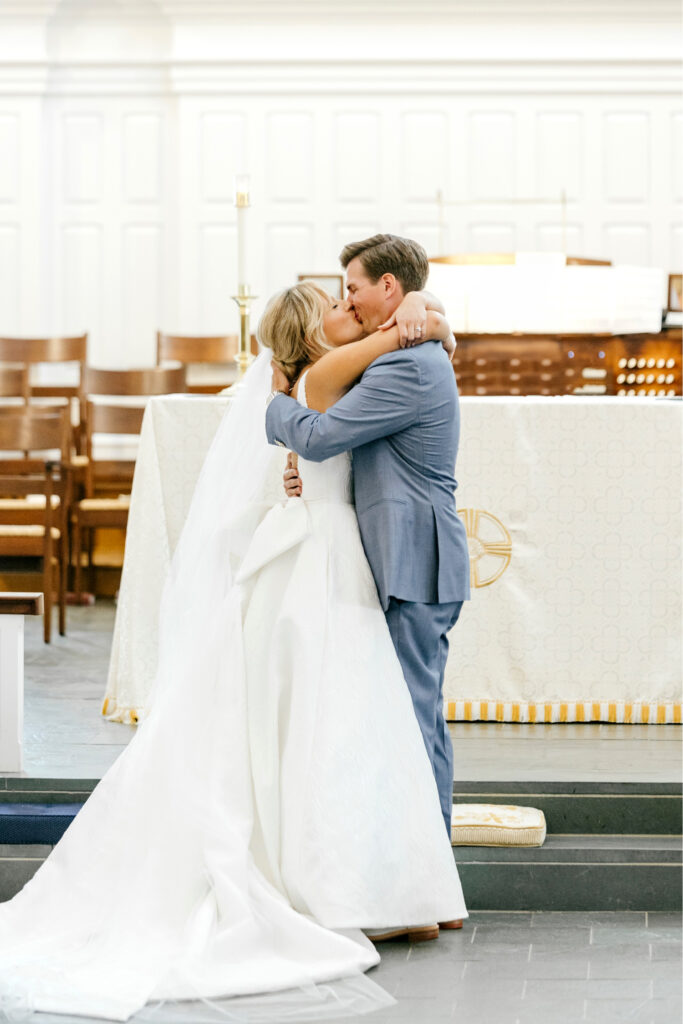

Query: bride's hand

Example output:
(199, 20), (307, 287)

(378, 292), (427, 347)
(402, 310), (456, 360)
(283, 452), (302, 498)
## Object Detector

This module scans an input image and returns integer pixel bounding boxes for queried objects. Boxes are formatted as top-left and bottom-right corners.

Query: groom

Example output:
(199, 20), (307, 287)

(266, 233), (470, 868)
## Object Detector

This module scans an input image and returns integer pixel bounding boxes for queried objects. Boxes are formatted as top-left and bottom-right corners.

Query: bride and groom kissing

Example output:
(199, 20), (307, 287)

(0, 234), (471, 1020)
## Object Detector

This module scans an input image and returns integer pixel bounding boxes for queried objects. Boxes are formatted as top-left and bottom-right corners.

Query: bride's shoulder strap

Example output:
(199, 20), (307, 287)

(297, 369), (310, 409)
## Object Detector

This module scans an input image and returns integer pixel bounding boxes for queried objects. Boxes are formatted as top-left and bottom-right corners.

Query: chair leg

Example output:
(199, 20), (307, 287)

(88, 527), (95, 596)
(43, 557), (52, 644)
(73, 515), (82, 599)
(58, 533), (67, 636)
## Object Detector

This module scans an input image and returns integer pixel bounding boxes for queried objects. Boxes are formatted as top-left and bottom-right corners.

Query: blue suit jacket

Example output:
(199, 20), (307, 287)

(265, 341), (471, 611)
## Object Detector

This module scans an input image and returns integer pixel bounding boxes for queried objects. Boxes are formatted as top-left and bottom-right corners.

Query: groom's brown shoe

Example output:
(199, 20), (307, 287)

(438, 919), (464, 930)
(365, 925), (439, 943)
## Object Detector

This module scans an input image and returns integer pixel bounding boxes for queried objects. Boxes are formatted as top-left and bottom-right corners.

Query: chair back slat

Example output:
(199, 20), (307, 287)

(0, 407), (71, 458)
(84, 366), (186, 396)
(0, 366), (30, 401)
(157, 332), (258, 363)
(157, 332), (240, 364)
(88, 402), (146, 436)
(0, 458), (60, 476)
(0, 468), (56, 524)
(0, 335), (88, 364)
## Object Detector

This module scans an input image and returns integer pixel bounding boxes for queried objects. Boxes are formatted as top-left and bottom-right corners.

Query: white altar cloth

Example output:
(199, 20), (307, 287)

(103, 395), (682, 726)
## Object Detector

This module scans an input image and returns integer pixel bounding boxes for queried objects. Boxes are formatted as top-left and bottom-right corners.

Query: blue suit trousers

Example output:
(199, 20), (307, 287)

(385, 598), (463, 837)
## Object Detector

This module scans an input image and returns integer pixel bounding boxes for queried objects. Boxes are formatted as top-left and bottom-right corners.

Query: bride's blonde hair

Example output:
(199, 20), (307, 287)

(257, 281), (332, 385)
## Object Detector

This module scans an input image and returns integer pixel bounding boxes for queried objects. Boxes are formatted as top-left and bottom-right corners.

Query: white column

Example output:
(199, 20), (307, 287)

(0, 615), (24, 773)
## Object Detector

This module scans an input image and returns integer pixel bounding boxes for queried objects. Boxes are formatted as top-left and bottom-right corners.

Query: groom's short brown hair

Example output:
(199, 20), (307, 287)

(339, 234), (429, 295)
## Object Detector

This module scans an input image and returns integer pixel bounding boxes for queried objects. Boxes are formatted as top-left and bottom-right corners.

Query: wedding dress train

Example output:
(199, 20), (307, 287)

(0, 355), (467, 1021)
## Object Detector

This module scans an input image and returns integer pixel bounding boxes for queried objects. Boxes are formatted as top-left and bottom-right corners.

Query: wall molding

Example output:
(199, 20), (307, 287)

(0, 59), (680, 97)
(1, 1), (679, 19)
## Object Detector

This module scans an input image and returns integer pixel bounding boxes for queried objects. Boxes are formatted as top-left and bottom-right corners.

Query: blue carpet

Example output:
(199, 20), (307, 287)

(0, 803), (83, 844)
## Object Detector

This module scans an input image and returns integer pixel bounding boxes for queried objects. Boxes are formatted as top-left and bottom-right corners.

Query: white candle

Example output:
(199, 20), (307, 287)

(235, 174), (250, 291)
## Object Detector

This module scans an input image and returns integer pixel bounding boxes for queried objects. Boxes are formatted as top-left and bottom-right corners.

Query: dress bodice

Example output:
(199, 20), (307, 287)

(294, 371), (352, 505)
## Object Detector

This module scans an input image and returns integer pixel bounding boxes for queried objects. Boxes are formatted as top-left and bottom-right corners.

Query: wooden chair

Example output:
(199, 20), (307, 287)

(72, 366), (187, 596)
(0, 407), (72, 642)
(0, 334), (88, 454)
(0, 366), (31, 403)
(156, 332), (258, 393)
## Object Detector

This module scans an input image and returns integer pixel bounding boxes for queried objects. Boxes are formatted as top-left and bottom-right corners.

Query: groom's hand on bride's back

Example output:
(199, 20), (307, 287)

(283, 452), (302, 498)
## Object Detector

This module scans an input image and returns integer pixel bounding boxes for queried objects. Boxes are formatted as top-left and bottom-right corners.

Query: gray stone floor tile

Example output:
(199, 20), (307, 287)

(585, 940), (654, 961)
(374, 945), (411, 965)
(588, 957), (675, 980)
(403, 934), (477, 963)
(523, 978), (600, 999)
(517, 979), (586, 1017)
(589, 924), (665, 946)
(582, 978), (654, 998)
(393, 962), (461, 998)
(523, 958), (591, 980)
(531, 910), (646, 929)
(512, 1018), (585, 1024)
(468, 911), (534, 928)
(365, 996), (454, 1021)
(453, 995), (526, 1020)
(651, 976), (682, 998)
(450, 941), (533, 962)
(527, 928), (593, 949)
(460, 958), (529, 981)
(645, 925), (683, 944)
(647, 912), (683, 929)
(583, 999), (660, 1023)
(646, 1003), (683, 1024)
(650, 941), (683, 961)
(473, 927), (550, 947)
(529, 945), (591, 963)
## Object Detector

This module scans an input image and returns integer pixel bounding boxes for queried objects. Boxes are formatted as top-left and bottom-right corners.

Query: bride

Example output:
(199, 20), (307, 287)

(0, 282), (467, 1022)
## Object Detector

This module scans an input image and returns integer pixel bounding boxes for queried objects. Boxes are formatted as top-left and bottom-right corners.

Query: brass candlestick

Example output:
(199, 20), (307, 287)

(228, 177), (257, 389)
(231, 283), (257, 380)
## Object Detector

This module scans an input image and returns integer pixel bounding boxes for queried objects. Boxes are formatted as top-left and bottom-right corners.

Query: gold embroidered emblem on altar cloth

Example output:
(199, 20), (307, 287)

(458, 508), (512, 588)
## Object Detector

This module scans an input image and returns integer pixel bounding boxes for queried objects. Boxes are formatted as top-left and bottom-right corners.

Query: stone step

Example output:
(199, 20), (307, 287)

(455, 835), (683, 911)
(3, 779), (682, 834)
(2, 835), (681, 910)
(0, 819), (679, 909)
(1, 780), (681, 842)
(0, 844), (50, 902)
(0, 778), (95, 806)
(453, 780), (682, 836)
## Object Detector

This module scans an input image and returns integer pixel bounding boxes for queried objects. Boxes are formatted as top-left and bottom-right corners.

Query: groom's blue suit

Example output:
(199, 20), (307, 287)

(266, 341), (470, 835)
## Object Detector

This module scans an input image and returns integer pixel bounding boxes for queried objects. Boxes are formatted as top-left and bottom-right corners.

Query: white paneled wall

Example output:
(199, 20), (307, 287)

(0, 1), (680, 366)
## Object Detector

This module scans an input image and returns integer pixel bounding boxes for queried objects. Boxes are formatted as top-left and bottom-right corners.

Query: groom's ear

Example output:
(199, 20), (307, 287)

(381, 273), (400, 299)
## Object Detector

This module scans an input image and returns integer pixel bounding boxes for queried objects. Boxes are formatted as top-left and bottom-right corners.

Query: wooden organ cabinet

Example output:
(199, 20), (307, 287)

(451, 328), (682, 397)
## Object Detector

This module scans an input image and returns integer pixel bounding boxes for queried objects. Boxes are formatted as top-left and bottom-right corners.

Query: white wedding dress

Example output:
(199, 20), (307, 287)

(0, 359), (467, 1022)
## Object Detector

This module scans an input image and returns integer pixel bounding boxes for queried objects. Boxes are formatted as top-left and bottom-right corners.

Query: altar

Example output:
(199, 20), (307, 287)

(103, 394), (682, 726)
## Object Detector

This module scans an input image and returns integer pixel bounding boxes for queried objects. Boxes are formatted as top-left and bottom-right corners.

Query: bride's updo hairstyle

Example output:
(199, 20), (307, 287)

(257, 281), (332, 385)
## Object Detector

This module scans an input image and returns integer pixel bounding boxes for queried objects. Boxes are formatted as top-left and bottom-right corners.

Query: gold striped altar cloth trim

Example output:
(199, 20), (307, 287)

(444, 700), (682, 724)
(103, 695), (682, 727)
